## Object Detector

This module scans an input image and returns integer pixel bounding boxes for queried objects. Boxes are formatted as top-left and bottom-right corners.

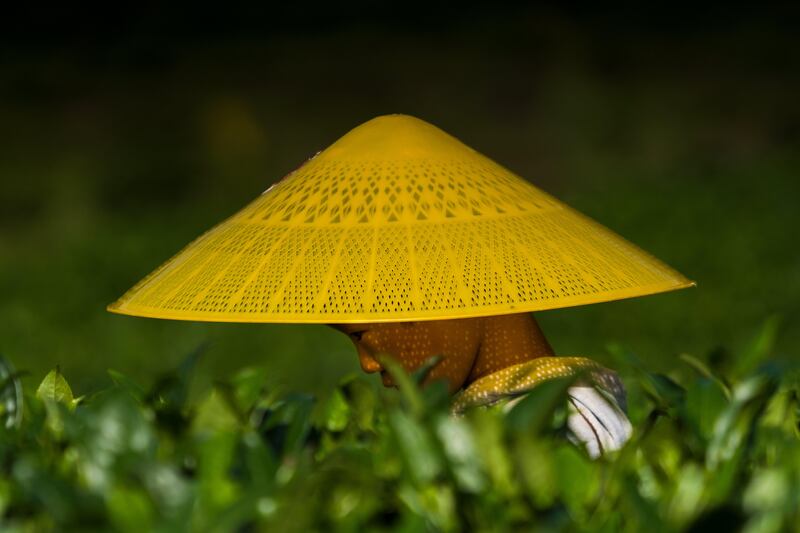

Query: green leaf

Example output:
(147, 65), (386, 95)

(707, 373), (778, 469)
(434, 414), (485, 493)
(73, 389), (156, 493)
(107, 369), (146, 402)
(514, 436), (557, 508)
(420, 379), (450, 411)
(706, 371), (779, 504)
(410, 355), (443, 385)
(261, 393), (315, 458)
(641, 373), (686, 411)
(606, 342), (644, 370)
(666, 463), (706, 527)
(242, 430), (278, 488)
(684, 378), (729, 442)
(468, 409), (515, 497)
(620, 474), (664, 532)
(679, 353), (731, 399)
(377, 353), (424, 416)
(106, 485), (155, 533)
(742, 468), (789, 513)
(339, 376), (377, 431)
(388, 409), (442, 485)
(193, 388), (242, 434)
(149, 342), (206, 410)
(733, 315), (781, 379)
(555, 444), (597, 516)
(319, 388), (351, 432)
(505, 375), (574, 433)
(195, 432), (240, 525)
(230, 366), (268, 414)
(608, 343), (686, 411)
(36, 367), (74, 408)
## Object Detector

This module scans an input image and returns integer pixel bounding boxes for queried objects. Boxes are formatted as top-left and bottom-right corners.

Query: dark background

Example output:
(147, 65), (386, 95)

(1, 4), (798, 396)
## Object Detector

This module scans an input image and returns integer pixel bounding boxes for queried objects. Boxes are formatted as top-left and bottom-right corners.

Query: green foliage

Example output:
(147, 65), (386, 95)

(1, 323), (799, 531)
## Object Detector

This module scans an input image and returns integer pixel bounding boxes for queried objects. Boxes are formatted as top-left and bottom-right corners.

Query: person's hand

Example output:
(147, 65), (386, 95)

(566, 384), (632, 458)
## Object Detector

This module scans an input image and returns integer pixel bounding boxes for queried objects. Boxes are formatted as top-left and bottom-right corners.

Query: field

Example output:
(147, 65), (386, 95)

(1, 7), (798, 530)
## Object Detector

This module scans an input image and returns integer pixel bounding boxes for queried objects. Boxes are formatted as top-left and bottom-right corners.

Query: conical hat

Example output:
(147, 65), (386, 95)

(108, 114), (694, 323)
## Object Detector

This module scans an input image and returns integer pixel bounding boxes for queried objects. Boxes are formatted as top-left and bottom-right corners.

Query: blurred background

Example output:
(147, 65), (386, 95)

(1, 4), (798, 396)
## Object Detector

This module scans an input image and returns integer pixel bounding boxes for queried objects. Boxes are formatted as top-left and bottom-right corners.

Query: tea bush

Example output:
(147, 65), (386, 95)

(0, 319), (797, 532)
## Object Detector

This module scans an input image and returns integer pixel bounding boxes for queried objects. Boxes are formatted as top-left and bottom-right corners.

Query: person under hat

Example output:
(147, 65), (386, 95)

(332, 312), (631, 458)
(110, 114), (693, 458)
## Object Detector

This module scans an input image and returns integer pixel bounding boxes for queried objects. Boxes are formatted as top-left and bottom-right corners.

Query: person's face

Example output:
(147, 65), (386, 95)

(331, 318), (484, 393)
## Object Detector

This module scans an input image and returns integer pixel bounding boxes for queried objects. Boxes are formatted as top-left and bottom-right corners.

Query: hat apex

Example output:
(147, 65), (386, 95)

(321, 114), (475, 162)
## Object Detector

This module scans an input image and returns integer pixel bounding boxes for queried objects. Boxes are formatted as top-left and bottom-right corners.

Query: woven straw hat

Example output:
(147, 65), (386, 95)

(108, 114), (694, 323)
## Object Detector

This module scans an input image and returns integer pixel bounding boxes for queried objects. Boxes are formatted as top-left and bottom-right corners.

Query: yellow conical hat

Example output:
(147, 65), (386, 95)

(109, 114), (694, 323)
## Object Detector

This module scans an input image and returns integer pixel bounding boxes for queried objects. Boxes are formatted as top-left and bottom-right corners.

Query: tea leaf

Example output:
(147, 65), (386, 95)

(36, 367), (74, 407)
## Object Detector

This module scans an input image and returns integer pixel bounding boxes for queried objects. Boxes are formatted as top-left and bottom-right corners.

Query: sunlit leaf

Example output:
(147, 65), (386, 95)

(36, 367), (74, 407)
(75, 390), (156, 492)
(230, 367), (268, 414)
(434, 414), (485, 493)
(388, 410), (442, 484)
(193, 388), (242, 434)
(742, 468), (789, 513)
(319, 388), (350, 432)
(707, 373), (778, 469)
(666, 463), (706, 527)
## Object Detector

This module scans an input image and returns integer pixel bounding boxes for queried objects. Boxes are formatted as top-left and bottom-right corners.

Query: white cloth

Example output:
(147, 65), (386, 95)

(566, 386), (632, 458)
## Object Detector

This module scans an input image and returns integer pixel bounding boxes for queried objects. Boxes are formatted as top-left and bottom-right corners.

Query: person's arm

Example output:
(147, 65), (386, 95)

(452, 356), (632, 457)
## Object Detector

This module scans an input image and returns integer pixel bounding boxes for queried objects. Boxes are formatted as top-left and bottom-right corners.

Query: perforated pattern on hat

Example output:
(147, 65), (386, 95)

(109, 115), (693, 323)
